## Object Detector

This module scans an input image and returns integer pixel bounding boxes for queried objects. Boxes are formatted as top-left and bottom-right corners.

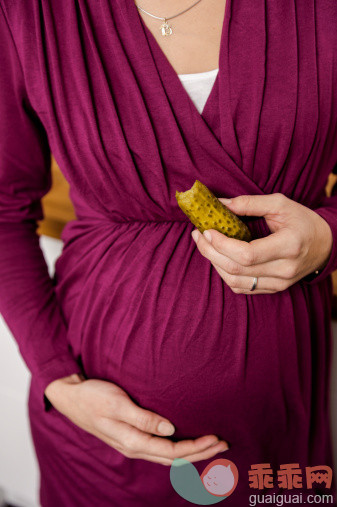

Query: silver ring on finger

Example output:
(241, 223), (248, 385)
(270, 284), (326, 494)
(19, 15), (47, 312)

(250, 277), (258, 291)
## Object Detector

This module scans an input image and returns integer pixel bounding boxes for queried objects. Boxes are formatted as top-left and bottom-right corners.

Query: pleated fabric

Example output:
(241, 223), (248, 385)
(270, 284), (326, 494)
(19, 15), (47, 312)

(1, 0), (337, 505)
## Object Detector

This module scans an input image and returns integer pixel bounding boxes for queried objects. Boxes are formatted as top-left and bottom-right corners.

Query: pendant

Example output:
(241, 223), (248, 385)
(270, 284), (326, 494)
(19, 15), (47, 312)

(160, 19), (173, 36)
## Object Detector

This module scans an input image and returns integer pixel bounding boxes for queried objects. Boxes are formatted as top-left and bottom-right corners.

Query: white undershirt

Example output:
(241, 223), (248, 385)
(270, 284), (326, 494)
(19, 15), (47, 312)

(178, 68), (219, 114)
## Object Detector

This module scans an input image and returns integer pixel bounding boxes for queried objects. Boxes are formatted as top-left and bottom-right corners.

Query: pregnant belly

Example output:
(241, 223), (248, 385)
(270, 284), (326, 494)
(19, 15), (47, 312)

(54, 219), (314, 447)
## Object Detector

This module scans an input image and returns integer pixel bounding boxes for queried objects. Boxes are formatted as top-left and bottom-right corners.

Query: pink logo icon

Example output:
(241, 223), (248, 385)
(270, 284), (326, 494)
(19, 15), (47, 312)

(200, 459), (239, 497)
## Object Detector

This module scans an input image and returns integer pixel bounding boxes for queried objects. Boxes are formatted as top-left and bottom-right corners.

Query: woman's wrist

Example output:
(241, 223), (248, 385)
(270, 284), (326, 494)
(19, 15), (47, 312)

(44, 373), (86, 411)
(303, 214), (333, 282)
(316, 214), (333, 271)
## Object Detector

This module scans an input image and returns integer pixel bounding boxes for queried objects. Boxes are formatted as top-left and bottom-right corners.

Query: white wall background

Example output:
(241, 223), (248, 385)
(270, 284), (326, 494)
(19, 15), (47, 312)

(0, 235), (337, 507)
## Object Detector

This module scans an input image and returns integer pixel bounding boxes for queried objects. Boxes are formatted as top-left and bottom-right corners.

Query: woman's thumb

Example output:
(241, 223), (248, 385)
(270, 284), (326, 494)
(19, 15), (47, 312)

(218, 193), (286, 217)
(120, 396), (175, 436)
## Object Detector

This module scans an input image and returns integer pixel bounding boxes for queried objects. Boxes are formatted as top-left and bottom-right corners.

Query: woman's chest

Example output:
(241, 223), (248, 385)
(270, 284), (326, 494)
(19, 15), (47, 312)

(12, 0), (337, 212)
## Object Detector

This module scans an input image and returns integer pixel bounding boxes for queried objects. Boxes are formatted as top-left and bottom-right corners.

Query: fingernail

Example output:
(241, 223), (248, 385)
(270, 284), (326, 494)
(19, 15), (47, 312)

(220, 443), (230, 452)
(203, 230), (212, 242)
(221, 198), (232, 204)
(157, 421), (175, 436)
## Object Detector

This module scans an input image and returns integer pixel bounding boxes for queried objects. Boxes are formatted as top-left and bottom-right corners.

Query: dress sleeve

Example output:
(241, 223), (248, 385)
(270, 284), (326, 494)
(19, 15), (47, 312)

(0, 4), (84, 411)
(302, 164), (337, 285)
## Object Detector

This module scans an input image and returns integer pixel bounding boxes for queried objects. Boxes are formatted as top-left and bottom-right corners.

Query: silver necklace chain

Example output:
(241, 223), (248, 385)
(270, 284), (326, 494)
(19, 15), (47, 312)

(135, 0), (203, 21)
(135, 0), (203, 36)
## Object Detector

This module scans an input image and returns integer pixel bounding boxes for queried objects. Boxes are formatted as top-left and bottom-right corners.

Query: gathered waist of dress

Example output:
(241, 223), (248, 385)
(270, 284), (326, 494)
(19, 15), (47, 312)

(59, 213), (271, 254)
(65, 177), (275, 239)
(64, 187), (271, 242)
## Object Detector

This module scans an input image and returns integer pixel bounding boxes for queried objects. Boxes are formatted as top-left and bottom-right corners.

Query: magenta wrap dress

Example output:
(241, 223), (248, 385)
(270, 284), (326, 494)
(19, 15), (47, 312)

(1, 0), (337, 505)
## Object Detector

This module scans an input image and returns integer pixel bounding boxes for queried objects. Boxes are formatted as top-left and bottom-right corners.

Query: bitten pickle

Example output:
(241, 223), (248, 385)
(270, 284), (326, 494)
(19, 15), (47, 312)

(175, 180), (252, 242)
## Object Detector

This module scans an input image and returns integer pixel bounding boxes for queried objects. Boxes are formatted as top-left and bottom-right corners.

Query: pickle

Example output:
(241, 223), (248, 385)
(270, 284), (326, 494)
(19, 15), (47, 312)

(175, 180), (252, 242)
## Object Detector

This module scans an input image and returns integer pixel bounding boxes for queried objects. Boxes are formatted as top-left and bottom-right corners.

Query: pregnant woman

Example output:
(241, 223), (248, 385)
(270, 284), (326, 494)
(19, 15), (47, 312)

(1, 0), (337, 505)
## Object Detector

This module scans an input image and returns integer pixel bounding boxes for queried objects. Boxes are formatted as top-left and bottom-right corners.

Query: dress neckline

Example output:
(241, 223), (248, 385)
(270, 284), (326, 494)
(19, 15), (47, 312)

(125, 0), (230, 124)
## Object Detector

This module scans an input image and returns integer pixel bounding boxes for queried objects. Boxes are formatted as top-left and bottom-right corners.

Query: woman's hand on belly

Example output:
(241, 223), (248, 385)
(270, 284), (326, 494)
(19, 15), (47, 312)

(191, 193), (333, 294)
(44, 375), (229, 465)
